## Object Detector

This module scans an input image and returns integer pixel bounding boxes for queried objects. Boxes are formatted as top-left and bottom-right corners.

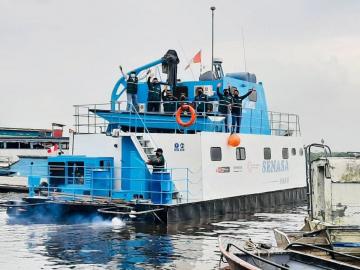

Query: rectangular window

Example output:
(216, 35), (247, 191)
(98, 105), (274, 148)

(210, 147), (222, 161)
(49, 162), (65, 187)
(264, 147), (271, 160)
(67, 161), (85, 185)
(236, 147), (246, 160)
(282, 148), (289, 159)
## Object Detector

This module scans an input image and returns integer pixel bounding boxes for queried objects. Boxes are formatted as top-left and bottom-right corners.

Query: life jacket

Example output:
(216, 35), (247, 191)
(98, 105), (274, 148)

(195, 94), (208, 112)
(126, 76), (138, 94)
(232, 95), (243, 115)
(148, 83), (162, 101)
(218, 95), (233, 114)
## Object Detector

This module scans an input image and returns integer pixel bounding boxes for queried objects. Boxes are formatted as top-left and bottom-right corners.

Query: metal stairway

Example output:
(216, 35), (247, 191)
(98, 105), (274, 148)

(136, 135), (157, 161)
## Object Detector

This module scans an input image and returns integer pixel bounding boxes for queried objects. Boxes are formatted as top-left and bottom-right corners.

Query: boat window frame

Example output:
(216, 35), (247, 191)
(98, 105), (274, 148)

(282, 148), (289, 159)
(264, 147), (271, 160)
(236, 147), (246, 160)
(210, 147), (222, 161)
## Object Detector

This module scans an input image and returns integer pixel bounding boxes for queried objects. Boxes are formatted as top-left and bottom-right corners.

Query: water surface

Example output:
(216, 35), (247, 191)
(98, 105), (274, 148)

(0, 193), (306, 270)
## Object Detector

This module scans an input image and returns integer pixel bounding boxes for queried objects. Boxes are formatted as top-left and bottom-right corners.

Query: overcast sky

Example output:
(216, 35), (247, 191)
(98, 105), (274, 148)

(1, 0), (359, 151)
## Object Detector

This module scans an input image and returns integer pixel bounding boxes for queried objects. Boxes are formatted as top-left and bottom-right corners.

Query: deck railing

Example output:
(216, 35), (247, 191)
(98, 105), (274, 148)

(25, 164), (191, 204)
(73, 101), (301, 136)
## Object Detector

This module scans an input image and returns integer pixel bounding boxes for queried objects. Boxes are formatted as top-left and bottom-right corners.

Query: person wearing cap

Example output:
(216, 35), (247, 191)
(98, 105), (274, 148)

(216, 83), (233, 132)
(147, 148), (165, 172)
(231, 87), (255, 133)
(147, 75), (164, 112)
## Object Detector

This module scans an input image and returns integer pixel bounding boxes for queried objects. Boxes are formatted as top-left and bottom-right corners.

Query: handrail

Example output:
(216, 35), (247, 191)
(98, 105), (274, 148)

(128, 103), (158, 148)
(304, 143), (332, 218)
(73, 101), (301, 136)
(285, 242), (360, 261)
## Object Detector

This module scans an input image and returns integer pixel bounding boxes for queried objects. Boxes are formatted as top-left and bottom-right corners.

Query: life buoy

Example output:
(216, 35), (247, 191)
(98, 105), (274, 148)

(175, 105), (197, 127)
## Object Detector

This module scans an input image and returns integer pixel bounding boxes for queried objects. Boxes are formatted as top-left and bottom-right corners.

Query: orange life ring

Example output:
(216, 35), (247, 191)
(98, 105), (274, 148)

(175, 105), (197, 127)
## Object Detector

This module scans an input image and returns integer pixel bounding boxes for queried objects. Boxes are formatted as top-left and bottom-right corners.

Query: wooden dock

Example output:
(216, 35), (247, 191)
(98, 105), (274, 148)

(0, 176), (28, 192)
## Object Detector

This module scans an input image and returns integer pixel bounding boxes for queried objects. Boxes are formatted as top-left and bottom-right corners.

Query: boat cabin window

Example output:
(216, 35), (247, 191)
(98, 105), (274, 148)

(49, 162), (65, 186)
(282, 148), (289, 159)
(174, 86), (189, 99)
(6, 142), (19, 149)
(68, 161), (85, 185)
(264, 148), (271, 160)
(249, 90), (257, 102)
(291, 148), (296, 156)
(236, 147), (246, 160)
(210, 147), (222, 161)
(0, 142), (4, 149)
(299, 148), (304, 156)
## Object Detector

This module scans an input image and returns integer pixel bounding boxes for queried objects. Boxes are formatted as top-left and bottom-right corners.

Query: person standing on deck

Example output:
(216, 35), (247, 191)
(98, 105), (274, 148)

(162, 89), (178, 113)
(147, 75), (164, 112)
(194, 87), (209, 114)
(217, 83), (233, 132)
(119, 66), (150, 112)
(177, 93), (189, 109)
(231, 87), (255, 133)
(147, 148), (165, 172)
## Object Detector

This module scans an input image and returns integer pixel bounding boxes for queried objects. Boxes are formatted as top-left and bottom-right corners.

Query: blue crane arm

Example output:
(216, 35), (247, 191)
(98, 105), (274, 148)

(110, 58), (164, 110)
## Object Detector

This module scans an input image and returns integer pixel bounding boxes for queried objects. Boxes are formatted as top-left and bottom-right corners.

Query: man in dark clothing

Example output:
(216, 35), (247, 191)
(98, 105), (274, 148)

(120, 66), (149, 112)
(194, 87), (209, 114)
(231, 87), (254, 133)
(217, 84), (233, 132)
(147, 148), (165, 172)
(147, 76), (163, 112)
(162, 89), (178, 113)
(126, 71), (139, 111)
(177, 93), (189, 109)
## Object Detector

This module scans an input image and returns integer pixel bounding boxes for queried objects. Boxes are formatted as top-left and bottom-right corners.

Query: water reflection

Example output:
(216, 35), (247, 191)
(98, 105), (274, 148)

(0, 193), (307, 270)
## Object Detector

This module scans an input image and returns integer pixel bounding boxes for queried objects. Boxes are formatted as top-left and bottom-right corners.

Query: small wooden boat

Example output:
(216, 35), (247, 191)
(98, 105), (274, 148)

(219, 235), (360, 270)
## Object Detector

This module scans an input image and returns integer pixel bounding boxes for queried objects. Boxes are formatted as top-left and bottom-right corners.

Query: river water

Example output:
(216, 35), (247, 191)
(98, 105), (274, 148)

(0, 192), (307, 270)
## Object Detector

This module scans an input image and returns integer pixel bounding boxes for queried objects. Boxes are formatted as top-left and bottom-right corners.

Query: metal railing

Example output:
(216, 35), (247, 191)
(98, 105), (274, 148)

(73, 101), (301, 136)
(26, 164), (190, 204)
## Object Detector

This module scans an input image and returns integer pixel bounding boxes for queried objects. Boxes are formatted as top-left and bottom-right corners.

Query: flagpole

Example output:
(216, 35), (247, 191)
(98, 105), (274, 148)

(200, 50), (202, 75)
(210, 6), (216, 79)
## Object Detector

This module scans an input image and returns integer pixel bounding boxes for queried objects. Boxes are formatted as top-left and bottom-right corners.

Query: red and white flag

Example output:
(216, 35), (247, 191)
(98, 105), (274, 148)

(47, 144), (59, 153)
(185, 50), (202, 70)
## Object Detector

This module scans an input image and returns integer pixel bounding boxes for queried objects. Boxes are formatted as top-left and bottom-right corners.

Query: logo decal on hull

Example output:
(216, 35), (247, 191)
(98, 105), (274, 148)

(216, 167), (230, 173)
(262, 160), (289, 173)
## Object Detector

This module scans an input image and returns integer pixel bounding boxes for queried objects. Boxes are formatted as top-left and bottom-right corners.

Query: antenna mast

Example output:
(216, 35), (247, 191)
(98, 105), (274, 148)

(241, 27), (247, 72)
(210, 6), (216, 78)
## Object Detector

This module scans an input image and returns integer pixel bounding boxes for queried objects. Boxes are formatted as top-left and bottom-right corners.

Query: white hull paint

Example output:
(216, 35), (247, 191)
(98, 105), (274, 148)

(71, 132), (306, 203)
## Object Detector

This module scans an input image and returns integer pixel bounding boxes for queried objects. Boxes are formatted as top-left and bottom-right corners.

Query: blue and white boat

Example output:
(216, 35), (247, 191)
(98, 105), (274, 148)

(6, 49), (307, 224)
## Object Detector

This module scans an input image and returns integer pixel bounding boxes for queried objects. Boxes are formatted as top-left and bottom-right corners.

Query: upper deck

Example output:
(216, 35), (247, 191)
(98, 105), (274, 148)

(73, 50), (301, 136)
